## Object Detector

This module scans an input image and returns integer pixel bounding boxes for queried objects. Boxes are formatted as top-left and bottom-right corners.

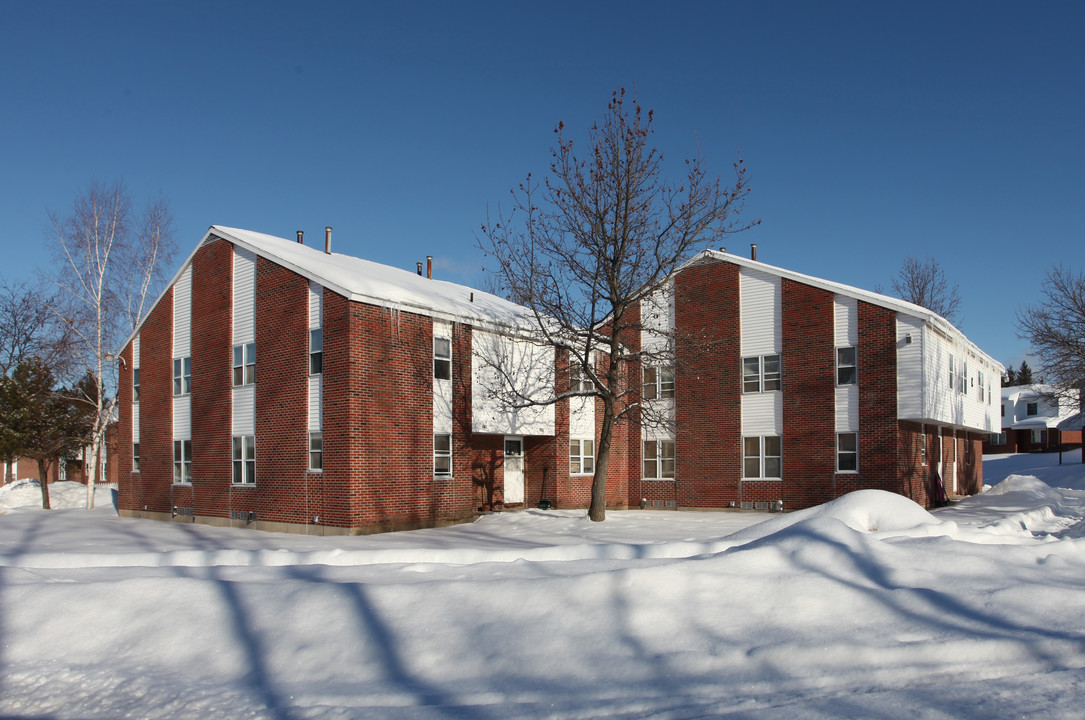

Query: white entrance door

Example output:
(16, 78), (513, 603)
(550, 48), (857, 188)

(503, 436), (524, 504)
(947, 434), (958, 494)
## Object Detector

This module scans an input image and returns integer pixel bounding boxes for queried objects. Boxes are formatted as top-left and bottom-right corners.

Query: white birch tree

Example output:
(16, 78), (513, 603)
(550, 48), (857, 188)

(479, 89), (757, 521)
(46, 180), (175, 508)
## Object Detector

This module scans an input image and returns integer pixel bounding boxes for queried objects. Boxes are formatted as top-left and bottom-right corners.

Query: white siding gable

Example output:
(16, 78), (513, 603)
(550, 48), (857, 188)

(173, 265), (192, 358)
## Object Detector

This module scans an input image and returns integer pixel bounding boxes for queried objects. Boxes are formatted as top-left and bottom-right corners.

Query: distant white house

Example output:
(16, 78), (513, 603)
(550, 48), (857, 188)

(985, 385), (1082, 452)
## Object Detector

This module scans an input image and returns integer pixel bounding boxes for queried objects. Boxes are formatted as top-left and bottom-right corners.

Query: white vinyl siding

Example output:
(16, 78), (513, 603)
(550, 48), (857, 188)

(433, 321), (453, 436)
(471, 330), (555, 436)
(173, 265), (192, 357)
(232, 247), (257, 346)
(739, 268), (781, 357)
(308, 282), (323, 436)
(834, 295), (859, 435)
(172, 267), (192, 450)
(232, 245), (257, 439)
(132, 333), (140, 444)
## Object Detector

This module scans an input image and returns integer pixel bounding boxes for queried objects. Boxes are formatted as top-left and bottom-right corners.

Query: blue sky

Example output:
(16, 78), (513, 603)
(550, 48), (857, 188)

(2, 1), (1082, 367)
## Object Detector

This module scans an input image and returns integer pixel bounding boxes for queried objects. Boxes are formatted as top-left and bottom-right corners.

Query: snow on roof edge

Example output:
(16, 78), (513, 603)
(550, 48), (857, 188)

(691, 249), (1003, 372)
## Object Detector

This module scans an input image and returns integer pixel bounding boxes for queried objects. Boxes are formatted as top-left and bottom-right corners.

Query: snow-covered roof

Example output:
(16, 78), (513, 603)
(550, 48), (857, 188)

(690, 249), (1002, 371)
(121, 226), (534, 352)
(208, 226), (529, 328)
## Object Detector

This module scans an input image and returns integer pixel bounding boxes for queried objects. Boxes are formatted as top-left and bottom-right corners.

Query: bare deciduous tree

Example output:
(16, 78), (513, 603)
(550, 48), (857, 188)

(46, 180), (176, 508)
(884, 255), (962, 324)
(479, 89), (757, 521)
(1018, 266), (1085, 407)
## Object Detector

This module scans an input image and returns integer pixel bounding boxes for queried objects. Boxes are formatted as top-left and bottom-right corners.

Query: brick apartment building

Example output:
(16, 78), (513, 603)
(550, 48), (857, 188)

(116, 228), (1000, 534)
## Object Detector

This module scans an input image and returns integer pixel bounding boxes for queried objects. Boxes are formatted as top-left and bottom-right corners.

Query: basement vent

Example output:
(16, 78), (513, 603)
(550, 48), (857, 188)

(652, 500), (664, 508)
(172, 506), (193, 517)
(755, 501), (769, 511)
(230, 510), (256, 523)
(740, 501), (754, 510)
(665, 501), (676, 508)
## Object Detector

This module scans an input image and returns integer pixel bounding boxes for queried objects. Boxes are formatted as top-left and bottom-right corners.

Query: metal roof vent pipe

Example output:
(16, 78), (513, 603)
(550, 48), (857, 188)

(297, 230), (304, 244)
(750, 243), (758, 261)
(324, 226), (332, 254)
(416, 262), (423, 276)
(427, 255), (433, 279)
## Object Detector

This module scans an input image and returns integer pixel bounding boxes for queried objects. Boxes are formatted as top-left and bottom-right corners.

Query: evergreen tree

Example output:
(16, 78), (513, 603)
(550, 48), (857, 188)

(1017, 360), (1034, 385)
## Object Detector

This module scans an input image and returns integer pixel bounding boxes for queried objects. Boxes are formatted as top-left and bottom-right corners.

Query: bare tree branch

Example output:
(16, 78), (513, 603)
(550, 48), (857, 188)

(1018, 266), (1085, 409)
(884, 255), (962, 324)
(478, 89), (758, 521)
(44, 180), (176, 508)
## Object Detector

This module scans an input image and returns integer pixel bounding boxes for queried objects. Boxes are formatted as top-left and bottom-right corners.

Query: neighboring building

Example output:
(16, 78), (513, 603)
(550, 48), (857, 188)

(117, 228), (1001, 535)
(632, 249), (1002, 511)
(984, 385), (1082, 453)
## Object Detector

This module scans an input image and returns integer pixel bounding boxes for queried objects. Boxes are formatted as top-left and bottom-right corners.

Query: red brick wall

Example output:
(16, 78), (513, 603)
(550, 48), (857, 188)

(189, 239), (234, 519)
(780, 279), (836, 508)
(855, 301), (903, 496)
(674, 258), (741, 507)
(128, 285), (174, 514)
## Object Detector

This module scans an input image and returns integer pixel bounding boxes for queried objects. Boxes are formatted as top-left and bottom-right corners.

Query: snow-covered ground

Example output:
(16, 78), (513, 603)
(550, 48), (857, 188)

(1, 456), (1084, 719)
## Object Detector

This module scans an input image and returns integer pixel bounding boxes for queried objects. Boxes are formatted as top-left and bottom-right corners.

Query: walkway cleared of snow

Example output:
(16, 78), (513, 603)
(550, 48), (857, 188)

(1, 456), (1084, 719)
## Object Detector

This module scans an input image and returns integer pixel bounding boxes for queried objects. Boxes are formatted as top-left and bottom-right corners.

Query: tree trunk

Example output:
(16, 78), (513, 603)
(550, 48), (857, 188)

(37, 459), (52, 510)
(85, 437), (98, 509)
(589, 398), (617, 522)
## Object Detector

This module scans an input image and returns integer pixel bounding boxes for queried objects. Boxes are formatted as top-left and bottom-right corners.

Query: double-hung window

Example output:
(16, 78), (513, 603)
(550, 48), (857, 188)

(743, 436), (782, 479)
(570, 364), (592, 392)
(836, 347), (857, 385)
(642, 439), (675, 479)
(948, 356), (955, 390)
(434, 337), (451, 380)
(132, 443), (140, 472)
(643, 366), (675, 400)
(570, 439), (595, 475)
(1026, 402), (1038, 416)
(977, 371), (985, 402)
(232, 435), (255, 484)
(173, 440), (191, 483)
(743, 355), (781, 393)
(173, 357), (191, 396)
(309, 329), (323, 375)
(309, 432), (323, 471)
(133, 368), (140, 402)
(434, 433), (452, 476)
(233, 344), (255, 386)
(837, 432), (858, 472)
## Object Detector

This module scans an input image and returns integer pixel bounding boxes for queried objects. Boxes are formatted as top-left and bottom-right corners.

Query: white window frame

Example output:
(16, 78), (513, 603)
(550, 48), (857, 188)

(173, 439), (191, 484)
(642, 439), (675, 479)
(233, 344), (255, 386)
(232, 435), (256, 485)
(642, 366), (675, 400)
(569, 438), (595, 475)
(743, 436), (782, 479)
(977, 371), (985, 402)
(837, 432), (858, 473)
(836, 347), (857, 386)
(308, 432), (323, 471)
(133, 368), (140, 403)
(948, 356), (955, 391)
(132, 442), (140, 473)
(991, 431), (1006, 445)
(743, 355), (781, 393)
(434, 337), (451, 380)
(1030, 428), (1045, 444)
(173, 357), (191, 397)
(434, 433), (452, 476)
(309, 328), (323, 375)
(570, 364), (592, 393)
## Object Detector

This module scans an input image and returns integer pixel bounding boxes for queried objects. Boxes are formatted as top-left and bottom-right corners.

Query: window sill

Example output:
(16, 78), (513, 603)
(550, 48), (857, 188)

(641, 477), (675, 482)
(835, 470), (860, 475)
(307, 469), (324, 474)
(231, 483), (256, 488)
(569, 473), (595, 477)
(433, 474), (453, 480)
(741, 477), (782, 482)
(172, 482), (192, 487)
